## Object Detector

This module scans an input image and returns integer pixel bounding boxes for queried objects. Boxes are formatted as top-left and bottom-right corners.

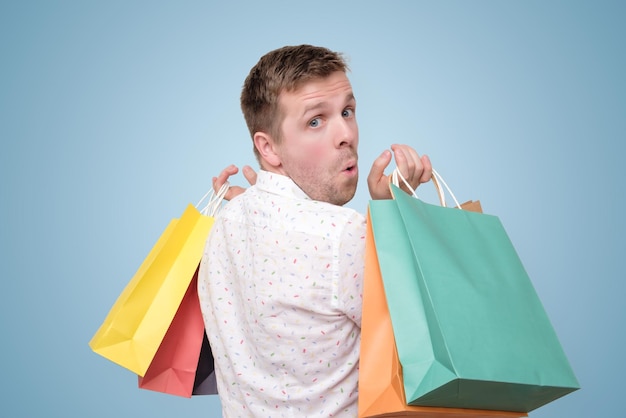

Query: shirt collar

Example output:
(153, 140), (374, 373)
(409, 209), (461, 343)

(255, 170), (312, 201)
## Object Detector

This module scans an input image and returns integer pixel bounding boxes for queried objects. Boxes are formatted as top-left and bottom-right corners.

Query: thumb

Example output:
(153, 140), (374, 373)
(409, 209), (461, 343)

(367, 149), (392, 189)
(242, 165), (258, 186)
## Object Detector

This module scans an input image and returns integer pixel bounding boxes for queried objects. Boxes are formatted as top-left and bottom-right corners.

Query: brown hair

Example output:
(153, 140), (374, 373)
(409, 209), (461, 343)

(240, 45), (349, 162)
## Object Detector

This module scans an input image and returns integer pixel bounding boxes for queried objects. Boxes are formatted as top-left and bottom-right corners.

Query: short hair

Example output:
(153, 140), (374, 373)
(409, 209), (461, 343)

(240, 45), (349, 162)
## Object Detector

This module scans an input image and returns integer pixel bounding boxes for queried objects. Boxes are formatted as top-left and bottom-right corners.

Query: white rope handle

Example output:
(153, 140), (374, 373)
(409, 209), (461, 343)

(391, 168), (419, 198)
(431, 168), (461, 209)
(391, 167), (462, 209)
(196, 181), (230, 217)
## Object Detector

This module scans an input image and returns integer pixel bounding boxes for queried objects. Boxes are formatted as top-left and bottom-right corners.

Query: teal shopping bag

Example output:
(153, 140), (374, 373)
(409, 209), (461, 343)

(368, 184), (579, 413)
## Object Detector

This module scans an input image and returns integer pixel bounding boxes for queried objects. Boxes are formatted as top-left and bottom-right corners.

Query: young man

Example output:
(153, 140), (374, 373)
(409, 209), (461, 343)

(198, 45), (431, 417)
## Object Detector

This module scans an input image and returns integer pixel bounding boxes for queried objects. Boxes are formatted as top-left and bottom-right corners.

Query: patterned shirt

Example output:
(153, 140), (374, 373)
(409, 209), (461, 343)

(198, 170), (366, 418)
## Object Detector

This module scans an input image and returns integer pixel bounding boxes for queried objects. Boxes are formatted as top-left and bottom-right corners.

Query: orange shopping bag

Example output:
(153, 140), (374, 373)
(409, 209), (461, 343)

(358, 209), (526, 418)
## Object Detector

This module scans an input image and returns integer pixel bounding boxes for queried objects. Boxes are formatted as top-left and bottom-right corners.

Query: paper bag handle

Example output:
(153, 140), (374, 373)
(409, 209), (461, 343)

(391, 167), (462, 209)
(196, 182), (230, 217)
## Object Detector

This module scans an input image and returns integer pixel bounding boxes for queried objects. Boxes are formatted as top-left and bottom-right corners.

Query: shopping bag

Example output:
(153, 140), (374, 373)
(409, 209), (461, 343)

(192, 332), (218, 395)
(359, 207), (525, 418)
(137, 268), (216, 397)
(90, 186), (227, 377)
(138, 269), (217, 397)
(368, 170), (579, 412)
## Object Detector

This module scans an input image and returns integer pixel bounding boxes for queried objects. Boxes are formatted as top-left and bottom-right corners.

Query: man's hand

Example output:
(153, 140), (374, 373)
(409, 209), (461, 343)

(213, 164), (257, 201)
(367, 144), (432, 200)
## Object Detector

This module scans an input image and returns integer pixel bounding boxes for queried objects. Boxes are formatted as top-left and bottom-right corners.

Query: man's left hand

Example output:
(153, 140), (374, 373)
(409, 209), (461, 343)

(367, 144), (432, 200)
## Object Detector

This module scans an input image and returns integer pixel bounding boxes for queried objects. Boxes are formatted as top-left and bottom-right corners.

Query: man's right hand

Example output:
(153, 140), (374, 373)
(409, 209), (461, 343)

(213, 164), (257, 201)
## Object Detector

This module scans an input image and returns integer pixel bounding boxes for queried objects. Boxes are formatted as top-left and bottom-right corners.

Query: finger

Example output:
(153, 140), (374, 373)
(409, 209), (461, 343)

(242, 165), (258, 186)
(392, 144), (432, 185)
(213, 164), (239, 191)
(224, 185), (246, 201)
(367, 149), (394, 199)
(404, 145), (422, 173)
(213, 165), (240, 201)
(391, 145), (419, 191)
(419, 155), (432, 183)
(391, 144), (415, 181)
(367, 149), (392, 189)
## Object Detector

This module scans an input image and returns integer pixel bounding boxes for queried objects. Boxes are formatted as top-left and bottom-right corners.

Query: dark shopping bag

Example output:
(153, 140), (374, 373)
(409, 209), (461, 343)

(192, 332), (218, 395)
(368, 171), (579, 412)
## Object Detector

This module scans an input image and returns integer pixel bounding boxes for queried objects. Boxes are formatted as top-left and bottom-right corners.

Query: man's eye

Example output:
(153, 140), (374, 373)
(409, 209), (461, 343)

(342, 109), (354, 117)
(309, 118), (321, 128)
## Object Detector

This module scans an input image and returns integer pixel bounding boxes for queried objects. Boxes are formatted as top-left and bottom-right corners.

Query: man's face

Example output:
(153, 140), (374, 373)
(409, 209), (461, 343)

(273, 71), (359, 206)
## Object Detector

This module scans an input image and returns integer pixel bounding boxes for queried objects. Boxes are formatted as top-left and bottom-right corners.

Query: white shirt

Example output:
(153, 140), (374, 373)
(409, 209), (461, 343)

(198, 170), (366, 417)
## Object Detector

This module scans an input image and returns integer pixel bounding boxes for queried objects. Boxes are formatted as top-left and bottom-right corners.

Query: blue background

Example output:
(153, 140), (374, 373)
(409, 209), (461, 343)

(1, 1), (623, 417)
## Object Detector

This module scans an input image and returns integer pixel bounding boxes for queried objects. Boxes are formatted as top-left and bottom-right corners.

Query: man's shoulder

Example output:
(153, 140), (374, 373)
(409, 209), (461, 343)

(217, 185), (365, 234)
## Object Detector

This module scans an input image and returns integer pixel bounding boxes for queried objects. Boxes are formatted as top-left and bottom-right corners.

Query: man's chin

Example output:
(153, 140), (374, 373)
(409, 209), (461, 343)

(333, 183), (358, 206)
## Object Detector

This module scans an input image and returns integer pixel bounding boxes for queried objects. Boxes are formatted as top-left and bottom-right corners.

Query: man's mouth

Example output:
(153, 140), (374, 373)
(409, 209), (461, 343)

(343, 160), (358, 174)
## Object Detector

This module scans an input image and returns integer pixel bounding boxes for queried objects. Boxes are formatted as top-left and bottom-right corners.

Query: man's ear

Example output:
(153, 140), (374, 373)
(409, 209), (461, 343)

(254, 132), (281, 168)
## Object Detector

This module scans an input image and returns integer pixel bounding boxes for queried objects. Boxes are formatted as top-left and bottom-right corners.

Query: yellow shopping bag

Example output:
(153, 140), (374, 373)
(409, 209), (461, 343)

(89, 187), (226, 376)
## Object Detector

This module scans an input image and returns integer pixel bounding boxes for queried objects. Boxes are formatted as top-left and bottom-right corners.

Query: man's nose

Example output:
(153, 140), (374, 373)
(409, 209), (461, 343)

(335, 118), (358, 148)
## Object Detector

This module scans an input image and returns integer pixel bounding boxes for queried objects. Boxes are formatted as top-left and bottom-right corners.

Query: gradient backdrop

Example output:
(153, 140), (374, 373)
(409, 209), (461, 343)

(1, 1), (623, 417)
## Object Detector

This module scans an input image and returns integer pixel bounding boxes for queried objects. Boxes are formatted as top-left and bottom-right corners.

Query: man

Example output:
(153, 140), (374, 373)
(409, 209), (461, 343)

(198, 45), (431, 417)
